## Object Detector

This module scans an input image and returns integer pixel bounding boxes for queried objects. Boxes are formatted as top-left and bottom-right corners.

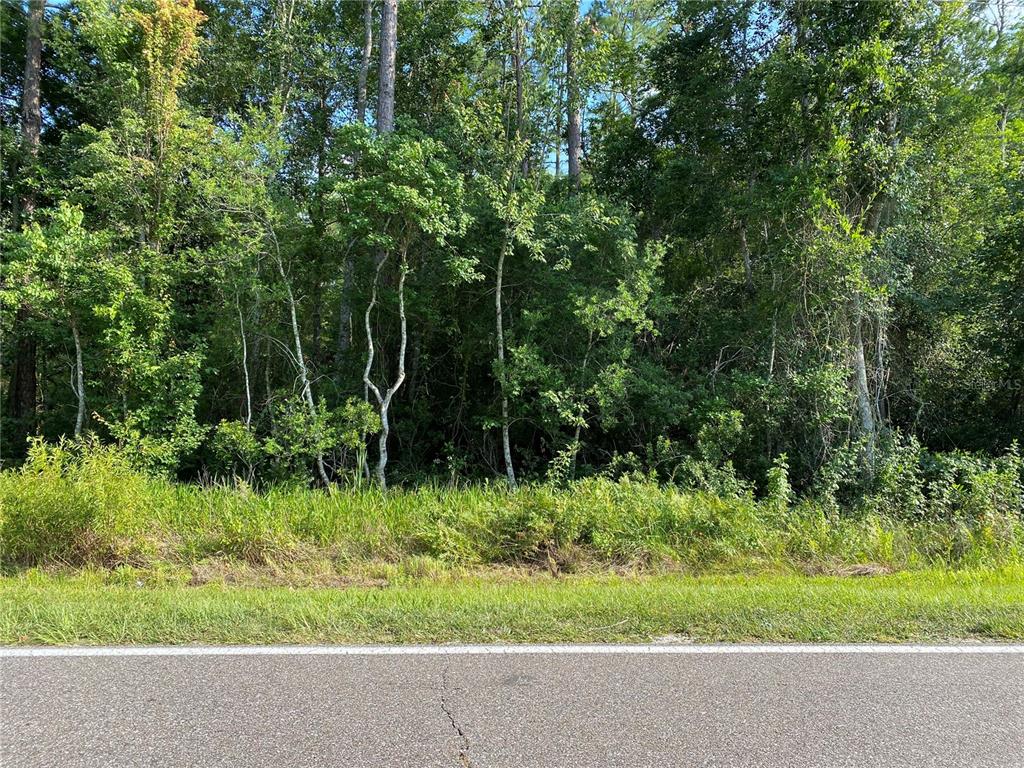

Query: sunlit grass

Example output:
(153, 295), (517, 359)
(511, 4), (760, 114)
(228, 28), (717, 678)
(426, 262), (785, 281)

(2, 568), (1022, 645)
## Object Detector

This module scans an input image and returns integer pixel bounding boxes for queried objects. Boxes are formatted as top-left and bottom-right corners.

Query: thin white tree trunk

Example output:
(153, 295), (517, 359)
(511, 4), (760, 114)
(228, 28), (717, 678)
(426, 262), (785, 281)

(739, 223), (753, 293)
(495, 234), (517, 488)
(71, 319), (85, 438)
(363, 248), (408, 489)
(513, 14), (528, 178)
(362, 253), (388, 419)
(273, 0), (297, 112)
(375, 259), (407, 488)
(493, 7), (527, 490)
(360, 0), (398, 485)
(336, 236), (356, 364)
(566, 6), (581, 190)
(237, 293), (252, 428)
(569, 331), (593, 477)
(271, 227), (330, 486)
(852, 296), (876, 468)
(996, 0), (1010, 164)
(874, 310), (888, 424)
(555, 76), (562, 176)
(337, 253), (355, 359)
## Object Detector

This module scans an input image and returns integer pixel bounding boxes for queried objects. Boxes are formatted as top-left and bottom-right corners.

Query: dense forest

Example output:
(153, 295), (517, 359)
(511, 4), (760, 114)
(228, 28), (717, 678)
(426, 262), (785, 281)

(2, 0), (1023, 504)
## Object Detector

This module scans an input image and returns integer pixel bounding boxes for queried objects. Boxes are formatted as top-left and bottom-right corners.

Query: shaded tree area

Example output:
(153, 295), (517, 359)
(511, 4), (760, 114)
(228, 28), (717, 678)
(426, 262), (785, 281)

(1, 0), (1022, 501)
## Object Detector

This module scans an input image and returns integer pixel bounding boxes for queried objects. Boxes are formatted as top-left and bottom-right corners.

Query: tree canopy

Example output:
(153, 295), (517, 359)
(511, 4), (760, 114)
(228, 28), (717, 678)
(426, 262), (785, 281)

(2, 0), (1022, 501)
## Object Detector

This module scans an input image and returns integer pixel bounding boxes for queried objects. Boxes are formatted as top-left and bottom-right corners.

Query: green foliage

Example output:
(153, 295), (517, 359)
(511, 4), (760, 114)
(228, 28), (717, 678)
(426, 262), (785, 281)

(211, 397), (381, 484)
(0, 439), (169, 565)
(923, 443), (1024, 523)
(3, 0), (1024, 507)
(210, 420), (264, 481)
(766, 454), (793, 516)
(328, 125), (468, 259)
(815, 431), (1024, 526)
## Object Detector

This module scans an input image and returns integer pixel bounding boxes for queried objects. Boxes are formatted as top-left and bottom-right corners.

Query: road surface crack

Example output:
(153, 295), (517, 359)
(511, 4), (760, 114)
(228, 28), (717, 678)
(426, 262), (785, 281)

(440, 665), (473, 767)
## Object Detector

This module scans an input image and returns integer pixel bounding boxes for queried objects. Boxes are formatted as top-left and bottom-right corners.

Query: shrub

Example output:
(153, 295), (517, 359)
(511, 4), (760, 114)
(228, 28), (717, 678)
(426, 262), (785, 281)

(923, 444), (1024, 522)
(0, 438), (167, 565)
(765, 454), (793, 516)
(210, 420), (264, 483)
(208, 397), (380, 486)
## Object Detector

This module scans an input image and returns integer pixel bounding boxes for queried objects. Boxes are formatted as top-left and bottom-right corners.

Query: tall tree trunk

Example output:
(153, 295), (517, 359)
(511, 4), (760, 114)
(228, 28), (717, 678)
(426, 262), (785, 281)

(362, 253), (387, 482)
(8, 0), (45, 437)
(492, 4), (527, 489)
(377, 0), (397, 134)
(999, 105), (1009, 164)
(995, 0), (1010, 164)
(874, 310), (888, 425)
(362, 0), (399, 486)
(310, 280), (323, 366)
(273, 0), (298, 114)
(20, 0), (43, 220)
(71, 319), (85, 438)
(336, 251), (355, 360)
(569, 331), (594, 477)
(555, 76), (563, 176)
(740, 174), (755, 294)
(375, 257), (406, 488)
(566, 8), (581, 190)
(739, 223), (753, 294)
(7, 307), (37, 432)
(355, 0), (374, 124)
(513, 11), (528, 177)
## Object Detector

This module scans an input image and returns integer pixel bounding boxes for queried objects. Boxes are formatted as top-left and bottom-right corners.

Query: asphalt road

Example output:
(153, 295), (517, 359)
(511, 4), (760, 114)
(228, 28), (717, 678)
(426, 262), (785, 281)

(2, 645), (1023, 768)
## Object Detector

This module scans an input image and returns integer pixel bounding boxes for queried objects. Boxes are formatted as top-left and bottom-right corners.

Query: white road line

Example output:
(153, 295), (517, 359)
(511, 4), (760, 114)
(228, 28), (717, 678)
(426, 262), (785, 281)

(3, 644), (1024, 658)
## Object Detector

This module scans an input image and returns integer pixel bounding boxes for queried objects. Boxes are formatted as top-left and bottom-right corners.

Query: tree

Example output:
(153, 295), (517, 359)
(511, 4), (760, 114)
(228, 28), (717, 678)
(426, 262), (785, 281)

(6, 0), (46, 450)
(2, 204), (121, 438)
(355, 0), (375, 125)
(2, 0), (1022, 499)
(377, 0), (397, 134)
(565, 1), (582, 189)
(330, 127), (467, 487)
(461, 0), (544, 488)
(19, 0), (42, 219)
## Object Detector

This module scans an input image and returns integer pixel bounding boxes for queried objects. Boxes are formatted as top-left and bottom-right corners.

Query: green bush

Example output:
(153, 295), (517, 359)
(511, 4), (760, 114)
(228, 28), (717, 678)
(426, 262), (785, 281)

(0, 439), (168, 565)
(814, 431), (1023, 523)
(208, 397), (381, 485)
(923, 444), (1024, 522)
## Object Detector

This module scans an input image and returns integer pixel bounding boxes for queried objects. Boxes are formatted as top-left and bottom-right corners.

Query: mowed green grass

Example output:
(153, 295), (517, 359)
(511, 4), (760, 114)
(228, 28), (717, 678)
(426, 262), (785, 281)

(2, 568), (1022, 645)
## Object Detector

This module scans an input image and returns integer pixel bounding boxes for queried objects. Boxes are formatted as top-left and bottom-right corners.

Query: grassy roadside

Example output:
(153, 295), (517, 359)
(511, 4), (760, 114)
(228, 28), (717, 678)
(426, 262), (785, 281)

(4, 457), (1023, 574)
(4, 451), (1023, 646)
(3, 568), (1022, 645)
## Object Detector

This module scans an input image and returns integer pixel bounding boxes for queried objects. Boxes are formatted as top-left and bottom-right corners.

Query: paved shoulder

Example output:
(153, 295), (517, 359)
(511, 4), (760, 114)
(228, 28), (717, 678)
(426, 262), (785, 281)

(2, 645), (1023, 768)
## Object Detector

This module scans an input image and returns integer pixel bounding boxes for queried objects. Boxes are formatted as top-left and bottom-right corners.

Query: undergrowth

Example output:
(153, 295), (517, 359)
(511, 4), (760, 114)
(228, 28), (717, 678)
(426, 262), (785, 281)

(1, 440), (1022, 574)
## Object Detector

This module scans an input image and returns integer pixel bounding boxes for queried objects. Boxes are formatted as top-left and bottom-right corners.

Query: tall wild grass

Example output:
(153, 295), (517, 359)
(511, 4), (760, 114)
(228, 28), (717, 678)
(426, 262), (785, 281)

(1, 440), (1022, 573)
